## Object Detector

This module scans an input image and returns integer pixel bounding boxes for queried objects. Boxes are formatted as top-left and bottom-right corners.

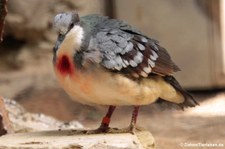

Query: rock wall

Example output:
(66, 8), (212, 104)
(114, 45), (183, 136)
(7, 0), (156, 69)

(5, 0), (106, 43)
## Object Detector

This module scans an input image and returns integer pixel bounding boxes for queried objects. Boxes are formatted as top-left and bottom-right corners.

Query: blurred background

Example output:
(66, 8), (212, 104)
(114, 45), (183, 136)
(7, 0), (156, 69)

(0, 0), (225, 148)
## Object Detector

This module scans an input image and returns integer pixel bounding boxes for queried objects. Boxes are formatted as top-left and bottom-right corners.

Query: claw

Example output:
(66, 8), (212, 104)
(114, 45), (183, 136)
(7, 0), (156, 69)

(95, 125), (110, 133)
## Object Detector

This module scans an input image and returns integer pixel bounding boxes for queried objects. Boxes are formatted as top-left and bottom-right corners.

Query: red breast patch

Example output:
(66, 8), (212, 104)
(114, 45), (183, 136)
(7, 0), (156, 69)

(56, 55), (74, 76)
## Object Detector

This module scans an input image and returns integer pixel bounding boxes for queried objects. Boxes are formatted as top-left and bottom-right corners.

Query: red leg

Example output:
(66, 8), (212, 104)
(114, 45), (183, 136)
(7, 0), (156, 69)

(98, 105), (116, 132)
(130, 106), (140, 131)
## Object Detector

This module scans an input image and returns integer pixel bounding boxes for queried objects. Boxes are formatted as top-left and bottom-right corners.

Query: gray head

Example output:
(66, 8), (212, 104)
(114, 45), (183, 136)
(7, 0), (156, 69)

(53, 12), (80, 35)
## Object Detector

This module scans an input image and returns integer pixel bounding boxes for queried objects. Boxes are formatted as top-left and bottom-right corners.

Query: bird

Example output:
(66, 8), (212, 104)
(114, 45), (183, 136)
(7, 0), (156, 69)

(52, 11), (199, 133)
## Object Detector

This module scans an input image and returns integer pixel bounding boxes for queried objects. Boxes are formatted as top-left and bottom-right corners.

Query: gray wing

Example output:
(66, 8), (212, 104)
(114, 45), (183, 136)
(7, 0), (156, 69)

(85, 18), (180, 77)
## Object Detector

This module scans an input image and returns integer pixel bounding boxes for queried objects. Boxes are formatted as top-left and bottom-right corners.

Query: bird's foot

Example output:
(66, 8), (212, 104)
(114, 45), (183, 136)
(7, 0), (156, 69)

(85, 124), (114, 134)
(85, 106), (117, 134)
(110, 126), (137, 134)
(82, 126), (143, 134)
(105, 126), (143, 134)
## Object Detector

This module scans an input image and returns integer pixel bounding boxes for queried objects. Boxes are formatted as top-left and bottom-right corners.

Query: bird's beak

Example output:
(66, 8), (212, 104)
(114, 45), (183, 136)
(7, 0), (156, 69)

(53, 34), (65, 53)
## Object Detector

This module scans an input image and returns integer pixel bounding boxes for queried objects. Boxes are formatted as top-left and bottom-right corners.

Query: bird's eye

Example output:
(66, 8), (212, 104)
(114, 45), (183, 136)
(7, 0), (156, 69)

(69, 23), (74, 29)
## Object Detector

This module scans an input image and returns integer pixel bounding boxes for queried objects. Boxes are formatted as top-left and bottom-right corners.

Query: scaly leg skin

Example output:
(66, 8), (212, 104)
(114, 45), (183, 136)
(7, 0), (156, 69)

(104, 106), (141, 134)
(129, 106), (140, 133)
(111, 106), (140, 134)
(86, 106), (141, 134)
(86, 105), (116, 134)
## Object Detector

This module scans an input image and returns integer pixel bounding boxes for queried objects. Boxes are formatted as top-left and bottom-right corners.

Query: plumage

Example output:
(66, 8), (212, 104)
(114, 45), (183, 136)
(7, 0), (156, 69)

(137, 43), (145, 51)
(52, 12), (198, 133)
(133, 51), (143, 64)
(143, 66), (152, 74)
(124, 42), (134, 53)
(148, 58), (156, 68)
(141, 37), (148, 43)
(150, 50), (158, 61)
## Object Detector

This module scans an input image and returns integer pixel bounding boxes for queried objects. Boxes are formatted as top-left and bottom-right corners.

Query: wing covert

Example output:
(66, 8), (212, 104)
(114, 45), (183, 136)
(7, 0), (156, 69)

(84, 18), (180, 77)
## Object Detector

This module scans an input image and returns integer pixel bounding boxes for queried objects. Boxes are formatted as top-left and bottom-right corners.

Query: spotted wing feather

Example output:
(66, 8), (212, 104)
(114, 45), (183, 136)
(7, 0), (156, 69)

(85, 17), (180, 77)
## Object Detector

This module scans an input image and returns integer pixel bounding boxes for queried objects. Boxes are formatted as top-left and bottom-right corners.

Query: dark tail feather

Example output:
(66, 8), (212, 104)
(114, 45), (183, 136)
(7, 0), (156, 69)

(156, 76), (199, 110)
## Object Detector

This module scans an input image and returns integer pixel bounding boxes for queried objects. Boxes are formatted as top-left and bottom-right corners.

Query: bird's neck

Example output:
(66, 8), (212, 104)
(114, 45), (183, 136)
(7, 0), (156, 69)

(57, 25), (84, 56)
(54, 25), (84, 76)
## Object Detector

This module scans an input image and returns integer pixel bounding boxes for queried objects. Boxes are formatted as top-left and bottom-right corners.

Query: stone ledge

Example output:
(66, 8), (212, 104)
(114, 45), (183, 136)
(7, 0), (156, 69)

(0, 129), (155, 149)
(0, 97), (13, 135)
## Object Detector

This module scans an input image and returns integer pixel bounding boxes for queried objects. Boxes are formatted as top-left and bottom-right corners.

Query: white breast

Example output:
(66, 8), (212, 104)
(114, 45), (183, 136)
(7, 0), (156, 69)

(56, 25), (84, 57)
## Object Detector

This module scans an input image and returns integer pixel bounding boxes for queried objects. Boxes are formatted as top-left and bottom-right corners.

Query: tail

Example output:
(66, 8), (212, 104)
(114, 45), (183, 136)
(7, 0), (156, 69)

(156, 76), (199, 110)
